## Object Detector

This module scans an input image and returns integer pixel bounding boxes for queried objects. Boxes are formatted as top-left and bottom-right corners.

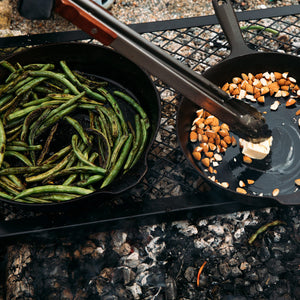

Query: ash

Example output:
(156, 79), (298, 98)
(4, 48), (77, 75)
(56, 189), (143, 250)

(2, 206), (300, 299)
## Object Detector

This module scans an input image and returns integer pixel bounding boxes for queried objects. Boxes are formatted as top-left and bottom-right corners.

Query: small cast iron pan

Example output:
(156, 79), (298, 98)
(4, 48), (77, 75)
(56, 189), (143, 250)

(177, 0), (300, 206)
(0, 42), (161, 210)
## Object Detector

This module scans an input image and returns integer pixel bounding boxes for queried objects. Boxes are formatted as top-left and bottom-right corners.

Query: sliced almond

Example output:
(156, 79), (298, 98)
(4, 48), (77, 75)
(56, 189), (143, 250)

(239, 180), (246, 187)
(221, 182), (230, 188)
(272, 188), (280, 197)
(270, 100), (280, 111)
(214, 153), (223, 162)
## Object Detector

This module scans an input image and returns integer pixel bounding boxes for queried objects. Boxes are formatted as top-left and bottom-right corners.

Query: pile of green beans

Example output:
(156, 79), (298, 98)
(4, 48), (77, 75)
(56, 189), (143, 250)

(0, 60), (150, 203)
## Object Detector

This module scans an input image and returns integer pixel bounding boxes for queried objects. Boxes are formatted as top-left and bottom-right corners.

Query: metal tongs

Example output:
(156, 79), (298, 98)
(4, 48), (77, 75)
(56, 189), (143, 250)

(55, 0), (271, 142)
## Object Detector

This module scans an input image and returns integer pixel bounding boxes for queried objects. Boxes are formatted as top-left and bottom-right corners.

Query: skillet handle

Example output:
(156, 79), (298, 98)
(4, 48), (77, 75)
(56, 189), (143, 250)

(212, 0), (255, 58)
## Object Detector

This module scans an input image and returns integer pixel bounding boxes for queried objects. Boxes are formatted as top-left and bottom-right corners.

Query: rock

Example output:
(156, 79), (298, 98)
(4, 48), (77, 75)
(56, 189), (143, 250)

(219, 262), (231, 279)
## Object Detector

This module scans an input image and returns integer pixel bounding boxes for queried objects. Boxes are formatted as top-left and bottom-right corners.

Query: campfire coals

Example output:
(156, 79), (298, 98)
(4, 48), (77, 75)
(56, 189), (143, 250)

(2, 205), (300, 299)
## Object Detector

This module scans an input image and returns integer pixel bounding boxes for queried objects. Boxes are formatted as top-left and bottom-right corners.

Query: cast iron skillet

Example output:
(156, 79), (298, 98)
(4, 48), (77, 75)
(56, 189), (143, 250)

(177, 0), (300, 206)
(0, 42), (161, 210)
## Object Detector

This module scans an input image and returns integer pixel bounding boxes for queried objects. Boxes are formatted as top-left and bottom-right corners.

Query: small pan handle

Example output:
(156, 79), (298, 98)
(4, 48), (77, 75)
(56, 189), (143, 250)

(212, 0), (256, 58)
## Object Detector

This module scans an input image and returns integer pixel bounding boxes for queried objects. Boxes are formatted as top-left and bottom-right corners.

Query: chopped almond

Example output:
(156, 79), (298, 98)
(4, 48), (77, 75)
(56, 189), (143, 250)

(286, 98), (296, 107)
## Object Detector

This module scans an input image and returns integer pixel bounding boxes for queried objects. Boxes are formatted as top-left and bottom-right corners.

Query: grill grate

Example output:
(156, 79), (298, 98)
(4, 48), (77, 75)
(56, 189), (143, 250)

(0, 6), (299, 237)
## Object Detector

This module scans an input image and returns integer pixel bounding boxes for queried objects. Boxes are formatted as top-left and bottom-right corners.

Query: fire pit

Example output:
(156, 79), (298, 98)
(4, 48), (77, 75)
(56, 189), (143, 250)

(0, 3), (300, 299)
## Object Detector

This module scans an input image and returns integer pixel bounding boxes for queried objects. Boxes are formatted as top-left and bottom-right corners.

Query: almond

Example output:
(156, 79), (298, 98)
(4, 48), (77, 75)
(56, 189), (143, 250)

(257, 96), (265, 103)
(192, 151), (201, 161)
(247, 179), (255, 185)
(205, 151), (214, 158)
(231, 136), (237, 147)
(295, 109), (300, 116)
(223, 135), (232, 144)
(222, 82), (229, 91)
(243, 155), (252, 164)
(286, 98), (296, 107)
(190, 131), (197, 142)
(236, 187), (247, 194)
(201, 157), (210, 167)
(260, 86), (269, 95)
(294, 178), (300, 186)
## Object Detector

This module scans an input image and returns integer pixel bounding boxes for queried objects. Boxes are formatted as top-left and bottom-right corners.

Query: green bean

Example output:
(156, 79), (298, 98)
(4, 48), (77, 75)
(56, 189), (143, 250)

(6, 145), (42, 151)
(0, 60), (16, 73)
(20, 107), (46, 141)
(23, 63), (55, 71)
(0, 191), (13, 200)
(44, 92), (84, 122)
(4, 151), (33, 166)
(74, 71), (108, 88)
(62, 174), (77, 186)
(113, 90), (149, 129)
(15, 77), (47, 96)
(36, 123), (58, 165)
(108, 134), (128, 170)
(101, 133), (133, 188)
(248, 220), (286, 244)
(6, 100), (63, 121)
(64, 115), (91, 145)
(6, 124), (22, 136)
(96, 107), (113, 147)
(0, 179), (19, 195)
(130, 118), (148, 168)
(77, 174), (104, 187)
(34, 104), (78, 138)
(0, 176), (23, 191)
(0, 165), (54, 176)
(13, 185), (94, 200)
(36, 193), (79, 202)
(86, 128), (111, 169)
(98, 87), (128, 135)
(60, 61), (106, 102)
(28, 108), (51, 165)
(28, 70), (80, 95)
(22, 96), (53, 107)
(41, 145), (72, 165)
(47, 165), (107, 180)
(0, 119), (6, 167)
(97, 106), (119, 138)
(71, 135), (96, 167)
(0, 94), (14, 108)
(25, 151), (73, 183)
(124, 115), (142, 171)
